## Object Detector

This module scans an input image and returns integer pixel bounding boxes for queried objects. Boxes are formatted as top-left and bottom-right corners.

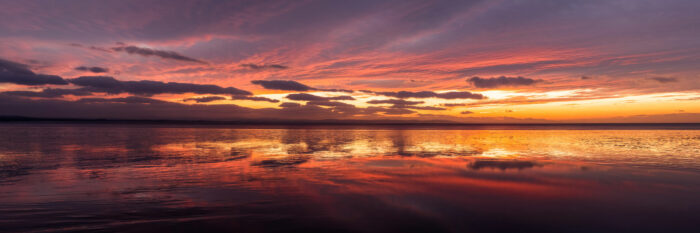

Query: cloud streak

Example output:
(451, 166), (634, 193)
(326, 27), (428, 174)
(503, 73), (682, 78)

(467, 76), (538, 88)
(68, 76), (251, 96)
(2, 88), (91, 98)
(285, 93), (355, 101)
(366, 99), (423, 106)
(240, 63), (288, 70)
(231, 95), (280, 103)
(78, 96), (169, 104)
(75, 66), (109, 73)
(112, 45), (207, 64)
(370, 90), (485, 100)
(649, 77), (677, 83)
(183, 96), (227, 103)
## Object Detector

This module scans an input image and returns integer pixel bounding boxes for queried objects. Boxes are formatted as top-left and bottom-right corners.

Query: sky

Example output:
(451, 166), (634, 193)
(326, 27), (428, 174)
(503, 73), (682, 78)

(1, 0), (699, 123)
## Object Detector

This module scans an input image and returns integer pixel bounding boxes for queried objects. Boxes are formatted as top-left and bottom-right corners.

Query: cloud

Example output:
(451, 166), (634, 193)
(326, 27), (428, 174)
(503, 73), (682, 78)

(112, 45), (206, 64)
(183, 96), (226, 103)
(0, 58), (68, 85)
(279, 96), (421, 115)
(366, 99), (423, 106)
(251, 80), (315, 91)
(75, 66), (109, 73)
(68, 76), (251, 96)
(240, 63), (288, 70)
(251, 80), (353, 93)
(406, 106), (446, 110)
(231, 95), (280, 103)
(306, 101), (355, 107)
(371, 90), (485, 99)
(442, 103), (466, 107)
(285, 93), (354, 101)
(460, 111), (474, 114)
(1, 88), (91, 98)
(348, 79), (428, 88)
(13, 93), (690, 122)
(435, 91), (486, 99)
(69, 43), (113, 53)
(581, 76), (592, 80)
(78, 96), (169, 104)
(649, 77), (677, 83)
(318, 88), (355, 93)
(279, 102), (302, 108)
(372, 91), (436, 98)
(467, 76), (538, 88)
(366, 99), (445, 111)
(0, 94), (383, 120)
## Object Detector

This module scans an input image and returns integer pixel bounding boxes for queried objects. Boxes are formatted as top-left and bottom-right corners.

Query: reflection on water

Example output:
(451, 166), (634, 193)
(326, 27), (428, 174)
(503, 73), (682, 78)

(1, 124), (699, 232)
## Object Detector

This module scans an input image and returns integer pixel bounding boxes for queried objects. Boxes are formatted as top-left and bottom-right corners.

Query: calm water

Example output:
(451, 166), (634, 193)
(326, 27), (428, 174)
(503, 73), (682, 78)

(1, 124), (700, 233)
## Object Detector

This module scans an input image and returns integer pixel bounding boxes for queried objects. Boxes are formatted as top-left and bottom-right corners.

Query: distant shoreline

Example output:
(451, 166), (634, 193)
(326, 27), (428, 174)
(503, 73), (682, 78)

(1, 116), (699, 130)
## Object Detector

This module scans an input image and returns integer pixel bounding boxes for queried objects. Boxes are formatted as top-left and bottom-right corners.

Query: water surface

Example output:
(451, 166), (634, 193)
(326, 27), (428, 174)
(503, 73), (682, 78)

(1, 124), (699, 232)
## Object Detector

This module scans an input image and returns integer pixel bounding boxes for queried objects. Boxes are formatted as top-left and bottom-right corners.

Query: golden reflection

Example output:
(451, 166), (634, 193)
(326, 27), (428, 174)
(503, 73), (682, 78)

(1, 126), (700, 232)
(141, 129), (700, 169)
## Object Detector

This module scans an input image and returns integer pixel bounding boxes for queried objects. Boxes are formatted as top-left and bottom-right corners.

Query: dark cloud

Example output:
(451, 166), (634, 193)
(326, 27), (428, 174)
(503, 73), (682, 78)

(649, 77), (677, 83)
(442, 103), (466, 107)
(231, 95), (280, 103)
(2, 88), (91, 98)
(306, 101), (355, 107)
(406, 106), (446, 110)
(366, 99), (423, 106)
(505, 109), (514, 113)
(251, 80), (353, 93)
(460, 111), (474, 114)
(372, 90), (484, 99)
(240, 63), (288, 70)
(0, 58), (34, 75)
(78, 96), (169, 104)
(279, 102), (302, 108)
(467, 76), (538, 88)
(279, 96), (418, 115)
(0, 58), (68, 85)
(0, 94), (391, 120)
(75, 66), (109, 73)
(183, 96), (226, 103)
(0, 94), (558, 121)
(285, 93), (354, 101)
(68, 43), (113, 53)
(251, 80), (315, 91)
(68, 76), (251, 96)
(373, 91), (437, 98)
(112, 45), (206, 64)
(581, 76), (592, 80)
(435, 91), (486, 99)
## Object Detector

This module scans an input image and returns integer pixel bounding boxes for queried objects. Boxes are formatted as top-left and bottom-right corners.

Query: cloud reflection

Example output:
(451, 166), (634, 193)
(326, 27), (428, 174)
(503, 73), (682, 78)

(1, 125), (700, 232)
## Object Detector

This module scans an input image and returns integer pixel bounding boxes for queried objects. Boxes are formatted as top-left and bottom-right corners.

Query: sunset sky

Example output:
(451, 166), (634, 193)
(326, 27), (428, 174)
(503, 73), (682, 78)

(1, 0), (699, 123)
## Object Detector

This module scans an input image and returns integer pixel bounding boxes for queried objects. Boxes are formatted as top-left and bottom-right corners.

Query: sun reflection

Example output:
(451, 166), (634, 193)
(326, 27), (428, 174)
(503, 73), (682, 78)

(478, 148), (519, 158)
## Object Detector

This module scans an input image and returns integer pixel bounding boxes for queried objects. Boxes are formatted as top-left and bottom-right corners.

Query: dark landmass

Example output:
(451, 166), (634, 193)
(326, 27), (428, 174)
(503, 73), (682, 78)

(1, 116), (699, 129)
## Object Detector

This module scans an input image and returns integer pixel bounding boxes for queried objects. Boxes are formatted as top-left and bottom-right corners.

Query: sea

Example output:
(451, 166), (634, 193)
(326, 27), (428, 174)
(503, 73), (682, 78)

(1, 123), (699, 232)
